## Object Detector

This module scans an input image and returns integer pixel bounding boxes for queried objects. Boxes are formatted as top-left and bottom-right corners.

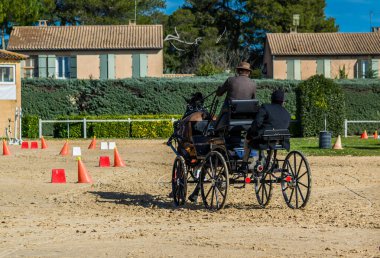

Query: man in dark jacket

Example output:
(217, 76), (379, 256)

(241, 89), (291, 166)
(214, 61), (257, 131)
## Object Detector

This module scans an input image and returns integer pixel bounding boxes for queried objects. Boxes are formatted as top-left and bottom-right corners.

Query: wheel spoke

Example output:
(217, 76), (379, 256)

(297, 171), (308, 180)
(296, 159), (304, 178)
(263, 182), (268, 201)
(298, 181), (309, 189)
(214, 188), (219, 208)
(293, 154), (297, 178)
(205, 184), (213, 199)
(296, 184), (305, 203)
(282, 185), (289, 191)
(210, 186), (215, 207)
(288, 187), (295, 204)
(216, 184), (226, 198)
(295, 183), (299, 208)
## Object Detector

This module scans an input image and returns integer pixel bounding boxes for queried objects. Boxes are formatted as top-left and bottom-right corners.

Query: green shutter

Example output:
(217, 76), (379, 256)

(372, 59), (379, 78)
(317, 59), (324, 75)
(287, 59), (294, 80)
(38, 55), (47, 78)
(107, 54), (115, 79)
(47, 55), (56, 78)
(132, 54), (140, 78)
(70, 56), (77, 79)
(357, 60), (363, 78)
(139, 54), (147, 77)
(323, 59), (331, 78)
(294, 59), (301, 80)
(20, 60), (25, 79)
(100, 54), (108, 80)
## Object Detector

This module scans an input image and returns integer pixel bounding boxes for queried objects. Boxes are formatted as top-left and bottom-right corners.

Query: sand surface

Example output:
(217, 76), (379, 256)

(0, 139), (379, 257)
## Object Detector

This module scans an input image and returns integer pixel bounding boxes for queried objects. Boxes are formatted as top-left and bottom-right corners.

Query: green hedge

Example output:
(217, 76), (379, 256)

(21, 77), (380, 137)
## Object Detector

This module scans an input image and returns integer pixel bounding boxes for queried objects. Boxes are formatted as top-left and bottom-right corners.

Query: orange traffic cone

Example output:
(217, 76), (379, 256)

(88, 136), (96, 149)
(41, 137), (48, 149)
(77, 157), (93, 183)
(113, 147), (126, 167)
(374, 130), (378, 140)
(2, 140), (11, 156)
(360, 130), (368, 139)
(333, 135), (343, 150)
(59, 140), (69, 156)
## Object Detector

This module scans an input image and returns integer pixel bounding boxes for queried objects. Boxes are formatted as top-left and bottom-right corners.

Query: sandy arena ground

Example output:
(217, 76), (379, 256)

(0, 139), (379, 257)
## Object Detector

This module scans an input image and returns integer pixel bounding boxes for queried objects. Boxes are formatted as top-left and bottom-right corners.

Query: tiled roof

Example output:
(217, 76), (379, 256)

(267, 33), (380, 56)
(7, 25), (163, 51)
(0, 50), (28, 60)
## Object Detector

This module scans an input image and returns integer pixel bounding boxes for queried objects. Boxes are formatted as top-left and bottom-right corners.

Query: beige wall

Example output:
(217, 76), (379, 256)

(115, 54), (132, 79)
(271, 56), (380, 80)
(18, 49), (164, 79)
(147, 49), (163, 77)
(0, 60), (21, 138)
(301, 60), (317, 80)
(273, 60), (287, 80)
(77, 54), (100, 79)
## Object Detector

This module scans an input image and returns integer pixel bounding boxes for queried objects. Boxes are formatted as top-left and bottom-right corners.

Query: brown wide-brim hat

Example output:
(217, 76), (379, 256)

(236, 61), (252, 71)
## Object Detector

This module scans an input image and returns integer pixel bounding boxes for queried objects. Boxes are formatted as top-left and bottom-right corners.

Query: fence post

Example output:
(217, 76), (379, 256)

(67, 120), (70, 138)
(344, 119), (347, 138)
(128, 118), (131, 137)
(39, 119), (42, 138)
(83, 118), (87, 139)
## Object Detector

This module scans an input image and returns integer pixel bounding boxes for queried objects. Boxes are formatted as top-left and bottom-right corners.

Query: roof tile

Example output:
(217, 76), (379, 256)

(8, 25), (163, 51)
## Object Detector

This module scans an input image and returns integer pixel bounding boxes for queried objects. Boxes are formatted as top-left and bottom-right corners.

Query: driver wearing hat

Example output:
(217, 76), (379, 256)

(216, 61), (256, 101)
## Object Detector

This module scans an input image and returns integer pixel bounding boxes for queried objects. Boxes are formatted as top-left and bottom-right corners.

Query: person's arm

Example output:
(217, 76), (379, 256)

(216, 78), (230, 96)
(247, 105), (266, 139)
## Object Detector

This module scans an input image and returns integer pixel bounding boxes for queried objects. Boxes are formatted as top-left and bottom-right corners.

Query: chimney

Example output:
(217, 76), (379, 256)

(372, 27), (380, 33)
(129, 20), (136, 26)
(38, 20), (48, 27)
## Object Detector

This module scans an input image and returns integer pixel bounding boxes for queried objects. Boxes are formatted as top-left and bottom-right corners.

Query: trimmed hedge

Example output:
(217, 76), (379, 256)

(21, 77), (380, 137)
(298, 75), (346, 137)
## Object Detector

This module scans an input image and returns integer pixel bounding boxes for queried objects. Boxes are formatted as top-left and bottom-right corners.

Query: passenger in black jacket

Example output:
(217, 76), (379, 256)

(241, 89), (291, 166)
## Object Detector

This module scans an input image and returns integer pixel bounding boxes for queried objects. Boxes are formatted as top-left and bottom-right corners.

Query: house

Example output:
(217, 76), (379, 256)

(7, 22), (163, 79)
(263, 32), (380, 80)
(0, 50), (27, 138)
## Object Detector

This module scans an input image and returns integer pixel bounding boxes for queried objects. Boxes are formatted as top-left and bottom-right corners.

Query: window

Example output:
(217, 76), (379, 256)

(56, 56), (70, 79)
(0, 65), (15, 84)
(355, 60), (369, 79)
(23, 56), (39, 78)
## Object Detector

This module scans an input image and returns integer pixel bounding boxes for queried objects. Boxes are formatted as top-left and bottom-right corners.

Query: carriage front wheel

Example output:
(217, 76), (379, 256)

(172, 156), (187, 206)
(200, 151), (229, 211)
(281, 151), (311, 209)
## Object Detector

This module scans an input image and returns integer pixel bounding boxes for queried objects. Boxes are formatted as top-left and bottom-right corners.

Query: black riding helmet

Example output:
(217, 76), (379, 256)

(271, 89), (285, 104)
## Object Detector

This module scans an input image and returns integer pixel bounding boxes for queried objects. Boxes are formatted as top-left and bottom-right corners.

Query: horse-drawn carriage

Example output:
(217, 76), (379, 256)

(167, 92), (311, 211)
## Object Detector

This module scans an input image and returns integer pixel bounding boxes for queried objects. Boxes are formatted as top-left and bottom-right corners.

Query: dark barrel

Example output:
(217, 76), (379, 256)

(319, 131), (332, 149)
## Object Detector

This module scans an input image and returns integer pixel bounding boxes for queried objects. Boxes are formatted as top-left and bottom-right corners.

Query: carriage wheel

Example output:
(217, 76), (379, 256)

(171, 156), (187, 206)
(254, 171), (273, 208)
(200, 151), (229, 211)
(281, 151), (311, 209)
(254, 150), (275, 208)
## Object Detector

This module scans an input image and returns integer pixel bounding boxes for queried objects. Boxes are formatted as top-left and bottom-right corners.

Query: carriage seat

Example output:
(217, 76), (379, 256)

(252, 129), (291, 151)
(229, 99), (260, 131)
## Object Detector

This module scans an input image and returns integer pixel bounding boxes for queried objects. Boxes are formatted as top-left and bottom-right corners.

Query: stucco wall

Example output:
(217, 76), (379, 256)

(273, 60), (287, 80)
(147, 49), (163, 77)
(0, 60), (21, 138)
(115, 54), (132, 79)
(77, 54), (100, 79)
(263, 40), (273, 78)
(330, 59), (357, 79)
(301, 60), (317, 80)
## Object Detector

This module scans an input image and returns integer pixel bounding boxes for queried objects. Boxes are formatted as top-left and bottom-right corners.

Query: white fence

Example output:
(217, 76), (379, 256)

(344, 119), (380, 137)
(39, 118), (177, 138)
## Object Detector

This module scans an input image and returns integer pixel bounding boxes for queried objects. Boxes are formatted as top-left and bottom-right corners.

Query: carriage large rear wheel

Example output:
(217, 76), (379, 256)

(200, 151), (229, 211)
(281, 151), (311, 209)
(172, 156), (187, 206)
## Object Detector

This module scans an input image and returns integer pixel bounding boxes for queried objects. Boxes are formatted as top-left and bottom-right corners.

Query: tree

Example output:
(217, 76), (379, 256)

(0, 0), (47, 49)
(47, 0), (166, 25)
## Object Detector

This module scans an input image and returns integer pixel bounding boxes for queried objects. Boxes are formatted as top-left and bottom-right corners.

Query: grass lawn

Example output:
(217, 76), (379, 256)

(289, 136), (380, 156)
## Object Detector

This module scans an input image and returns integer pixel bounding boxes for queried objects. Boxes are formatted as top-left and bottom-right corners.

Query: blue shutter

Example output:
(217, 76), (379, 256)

(107, 54), (115, 79)
(132, 54), (140, 78)
(287, 59), (294, 80)
(139, 54), (148, 77)
(316, 59), (324, 75)
(294, 59), (301, 80)
(100, 54), (108, 80)
(38, 55), (47, 77)
(47, 55), (56, 78)
(70, 56), (77, 79)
